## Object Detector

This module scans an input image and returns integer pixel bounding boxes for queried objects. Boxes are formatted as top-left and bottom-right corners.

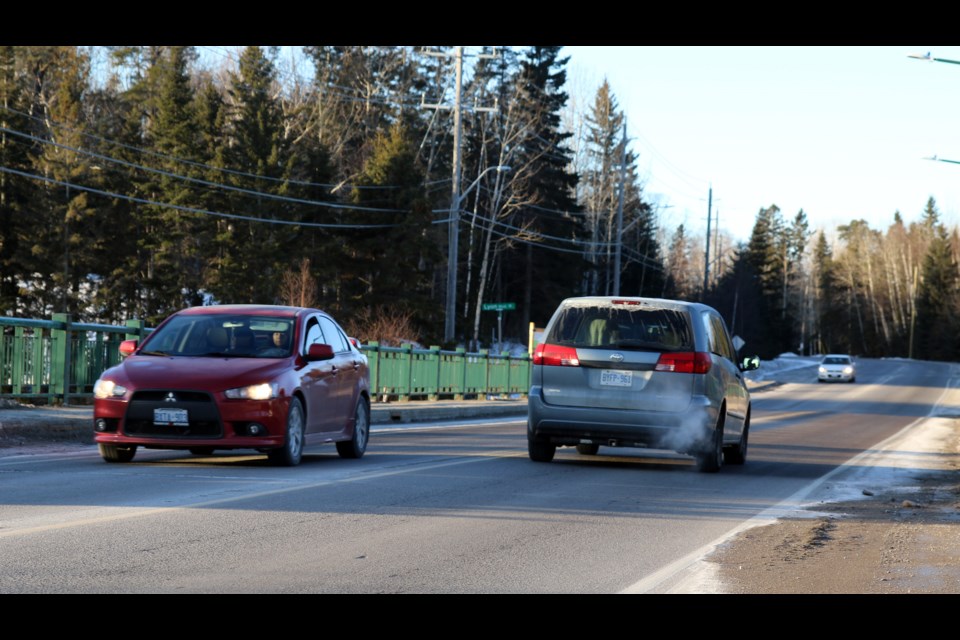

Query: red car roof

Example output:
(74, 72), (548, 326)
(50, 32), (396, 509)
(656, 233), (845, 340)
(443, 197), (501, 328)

(175, 305), (315, 318)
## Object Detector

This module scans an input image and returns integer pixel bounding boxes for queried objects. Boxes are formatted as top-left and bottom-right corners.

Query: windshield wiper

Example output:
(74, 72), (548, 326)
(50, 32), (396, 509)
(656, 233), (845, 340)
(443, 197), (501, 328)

(138, 350), (170, 356)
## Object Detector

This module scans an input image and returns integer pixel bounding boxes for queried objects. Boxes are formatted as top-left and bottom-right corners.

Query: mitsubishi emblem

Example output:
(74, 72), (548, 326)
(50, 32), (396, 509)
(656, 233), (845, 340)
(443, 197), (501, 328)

(164, 392), (178, 403)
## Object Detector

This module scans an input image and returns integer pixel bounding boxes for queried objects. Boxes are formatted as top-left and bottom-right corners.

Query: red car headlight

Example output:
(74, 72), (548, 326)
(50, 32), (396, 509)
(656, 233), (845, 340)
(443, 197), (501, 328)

(94, 378), (128, 399)
(224, 383), (279, 400)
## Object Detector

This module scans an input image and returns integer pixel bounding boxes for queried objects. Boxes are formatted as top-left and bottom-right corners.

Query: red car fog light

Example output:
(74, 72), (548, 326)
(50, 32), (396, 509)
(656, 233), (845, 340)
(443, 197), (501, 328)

(247, 422), (266, 436)
(94, 418), (118, 432)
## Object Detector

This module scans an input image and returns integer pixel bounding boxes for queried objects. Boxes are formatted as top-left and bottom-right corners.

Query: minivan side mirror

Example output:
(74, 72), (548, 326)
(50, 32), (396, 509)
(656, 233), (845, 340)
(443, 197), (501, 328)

(739, 355), (760, 372)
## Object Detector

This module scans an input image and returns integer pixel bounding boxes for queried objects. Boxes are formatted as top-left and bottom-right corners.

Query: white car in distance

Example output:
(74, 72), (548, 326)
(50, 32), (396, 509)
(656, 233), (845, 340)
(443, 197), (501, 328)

(818, 354), (856, 383)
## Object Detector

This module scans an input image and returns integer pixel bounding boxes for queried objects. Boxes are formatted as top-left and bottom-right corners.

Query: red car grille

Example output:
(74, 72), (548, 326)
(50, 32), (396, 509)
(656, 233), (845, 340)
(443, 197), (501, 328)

(124, 390), (223, 438)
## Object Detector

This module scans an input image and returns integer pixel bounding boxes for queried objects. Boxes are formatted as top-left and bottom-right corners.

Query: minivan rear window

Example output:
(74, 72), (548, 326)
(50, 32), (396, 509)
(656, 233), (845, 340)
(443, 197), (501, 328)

(546, 304), (692, 351)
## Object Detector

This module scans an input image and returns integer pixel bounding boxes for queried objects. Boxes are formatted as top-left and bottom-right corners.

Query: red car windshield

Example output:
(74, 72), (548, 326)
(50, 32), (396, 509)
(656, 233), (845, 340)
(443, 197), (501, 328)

(139, 314), (296, 358)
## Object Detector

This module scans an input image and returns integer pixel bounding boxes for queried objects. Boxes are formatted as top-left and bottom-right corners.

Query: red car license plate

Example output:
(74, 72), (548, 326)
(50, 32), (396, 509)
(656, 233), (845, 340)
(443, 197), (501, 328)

(154, 408), (188, 426)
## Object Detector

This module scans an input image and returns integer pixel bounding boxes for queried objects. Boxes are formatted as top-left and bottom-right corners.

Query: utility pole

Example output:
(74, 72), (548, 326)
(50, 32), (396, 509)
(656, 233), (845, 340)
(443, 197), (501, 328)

(422, 47), (497, 344)
(447, 47), (463, 344)
(702, 185), (713, 297)
(909, 264), (919, 359)
(613, 120), (627, 296)
(713, 207), (720, 288)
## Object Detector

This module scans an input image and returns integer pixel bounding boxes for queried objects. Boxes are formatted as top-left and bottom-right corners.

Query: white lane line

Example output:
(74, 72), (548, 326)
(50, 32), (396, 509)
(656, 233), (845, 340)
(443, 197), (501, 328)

(0, 448), (526, 539)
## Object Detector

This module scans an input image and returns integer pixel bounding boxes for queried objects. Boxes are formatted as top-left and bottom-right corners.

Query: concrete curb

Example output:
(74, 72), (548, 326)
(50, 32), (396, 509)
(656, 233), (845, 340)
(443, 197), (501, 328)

(372, 401), (526, 424)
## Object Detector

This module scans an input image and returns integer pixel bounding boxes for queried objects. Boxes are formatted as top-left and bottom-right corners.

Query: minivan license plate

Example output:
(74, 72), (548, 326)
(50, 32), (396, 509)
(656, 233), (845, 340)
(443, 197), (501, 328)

(154, 408), (188, 426)
(600, 370), (632, 387)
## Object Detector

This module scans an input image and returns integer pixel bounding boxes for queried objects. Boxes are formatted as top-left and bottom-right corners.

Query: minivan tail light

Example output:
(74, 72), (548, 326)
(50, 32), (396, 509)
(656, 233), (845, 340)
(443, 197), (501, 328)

(655, 352), (711, 374)
(533, 343), (580, 367)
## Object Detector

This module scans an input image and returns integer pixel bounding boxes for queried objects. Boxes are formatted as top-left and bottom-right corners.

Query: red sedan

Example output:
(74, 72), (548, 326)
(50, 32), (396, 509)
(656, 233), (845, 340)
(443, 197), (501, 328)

(93, 305), (370, 466)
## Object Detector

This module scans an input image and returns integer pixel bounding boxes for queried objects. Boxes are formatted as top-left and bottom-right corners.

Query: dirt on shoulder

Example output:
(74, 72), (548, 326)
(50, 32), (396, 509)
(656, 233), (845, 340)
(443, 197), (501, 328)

(709, 461), (960, 594)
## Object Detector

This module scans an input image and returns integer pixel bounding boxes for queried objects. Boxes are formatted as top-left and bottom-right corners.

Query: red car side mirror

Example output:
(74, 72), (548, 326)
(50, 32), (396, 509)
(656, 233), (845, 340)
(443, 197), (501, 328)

(306, 343), (335, 361)
(119, 339), (138, 356)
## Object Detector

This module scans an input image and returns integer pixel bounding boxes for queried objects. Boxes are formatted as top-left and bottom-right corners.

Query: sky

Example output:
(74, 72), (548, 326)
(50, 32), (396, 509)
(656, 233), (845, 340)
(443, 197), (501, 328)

(563, 46), (960, 243)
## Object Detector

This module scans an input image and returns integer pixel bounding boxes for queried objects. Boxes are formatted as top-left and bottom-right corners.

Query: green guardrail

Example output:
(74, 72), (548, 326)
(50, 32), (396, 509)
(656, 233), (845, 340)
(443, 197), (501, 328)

(0, 317), (530, 405)
(365, 342), (531, 401)
(0, 315), (150, 404)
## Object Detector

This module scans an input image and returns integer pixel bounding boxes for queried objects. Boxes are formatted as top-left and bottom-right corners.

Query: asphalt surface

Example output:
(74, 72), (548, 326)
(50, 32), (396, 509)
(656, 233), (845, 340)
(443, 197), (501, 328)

(2, 359), (957, 593)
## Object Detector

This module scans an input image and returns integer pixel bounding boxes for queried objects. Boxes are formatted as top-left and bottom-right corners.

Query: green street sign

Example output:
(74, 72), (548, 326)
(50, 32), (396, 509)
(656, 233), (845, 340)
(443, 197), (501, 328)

(482, 302), (516, 311)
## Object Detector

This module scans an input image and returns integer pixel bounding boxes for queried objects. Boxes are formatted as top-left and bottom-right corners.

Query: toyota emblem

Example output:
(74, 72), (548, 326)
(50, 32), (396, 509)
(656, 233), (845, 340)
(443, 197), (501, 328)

(610, 353), (624, 363)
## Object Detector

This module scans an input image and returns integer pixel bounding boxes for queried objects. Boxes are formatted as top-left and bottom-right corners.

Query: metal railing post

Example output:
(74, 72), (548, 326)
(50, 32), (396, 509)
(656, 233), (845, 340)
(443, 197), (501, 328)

(125, 318), (146, 342)
(51, 313), (70, 404)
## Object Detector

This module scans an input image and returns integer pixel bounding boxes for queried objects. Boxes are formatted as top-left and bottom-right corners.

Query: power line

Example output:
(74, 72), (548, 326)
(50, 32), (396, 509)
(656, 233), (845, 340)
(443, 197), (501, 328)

(0, 165), (425, 230)
(0, 125), (412, 214)
(0, 104), (436, 192)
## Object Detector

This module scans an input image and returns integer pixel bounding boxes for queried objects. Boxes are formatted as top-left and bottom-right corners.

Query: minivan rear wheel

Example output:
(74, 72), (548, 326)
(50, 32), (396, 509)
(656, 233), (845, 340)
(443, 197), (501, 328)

(725, 421), (748, 465)
(529, 439), (556, 462)
(527, 420), (556, 462)
(528, 422), (556, 462)
(695, 414), (724, 473)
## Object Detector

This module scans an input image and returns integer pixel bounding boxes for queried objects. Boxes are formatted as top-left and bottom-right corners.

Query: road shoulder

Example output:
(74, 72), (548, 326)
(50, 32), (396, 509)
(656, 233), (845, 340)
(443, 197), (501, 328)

(709, 417), (960, 594)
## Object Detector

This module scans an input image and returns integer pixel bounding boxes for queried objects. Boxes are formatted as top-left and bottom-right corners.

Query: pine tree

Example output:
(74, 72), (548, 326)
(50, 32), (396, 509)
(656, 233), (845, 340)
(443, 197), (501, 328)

(708, 243), (762, 354)
(620, 193), (665, 298)
(915, 223), (960, 361)
(137, 46), (210, 317)
(576, 79), (663, 298)
(25, 47), (96, 317)
(836, 220), (883, 355)
(665, 223), (694, 300)
(812, 230), (843, 353)
(728, 204), (792, 358)
(304, 46), (417, 180)
(82, 52), (152, 322)
(209, 46), (291, 305)
(501, 47), (584, 335)
(280, 107), (338, 312)
(0, 46), (36, 314)
(341, 124), (440, 335)
(580, 79), (622, 295)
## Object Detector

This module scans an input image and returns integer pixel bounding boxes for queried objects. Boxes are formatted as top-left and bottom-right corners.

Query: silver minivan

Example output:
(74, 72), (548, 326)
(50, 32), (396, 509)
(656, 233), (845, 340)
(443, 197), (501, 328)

(527, 296), (759, 472)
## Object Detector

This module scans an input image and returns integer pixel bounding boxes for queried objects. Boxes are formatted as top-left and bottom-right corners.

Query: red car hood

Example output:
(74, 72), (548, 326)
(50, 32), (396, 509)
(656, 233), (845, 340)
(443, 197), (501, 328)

(110, 355), (291, 392)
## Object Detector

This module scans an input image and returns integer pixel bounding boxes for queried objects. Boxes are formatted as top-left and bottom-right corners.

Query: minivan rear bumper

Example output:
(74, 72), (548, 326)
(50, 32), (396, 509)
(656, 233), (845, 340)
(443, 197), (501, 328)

(527, 386), (718, 452)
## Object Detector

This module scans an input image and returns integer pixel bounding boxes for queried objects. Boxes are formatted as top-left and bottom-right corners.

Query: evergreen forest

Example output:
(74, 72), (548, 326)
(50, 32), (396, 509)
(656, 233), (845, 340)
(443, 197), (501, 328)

(1, 46), (957, 362)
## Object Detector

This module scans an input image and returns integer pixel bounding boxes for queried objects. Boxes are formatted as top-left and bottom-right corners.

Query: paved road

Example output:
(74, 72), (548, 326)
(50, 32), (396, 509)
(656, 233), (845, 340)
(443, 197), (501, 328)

(1, 357), (956, 593)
